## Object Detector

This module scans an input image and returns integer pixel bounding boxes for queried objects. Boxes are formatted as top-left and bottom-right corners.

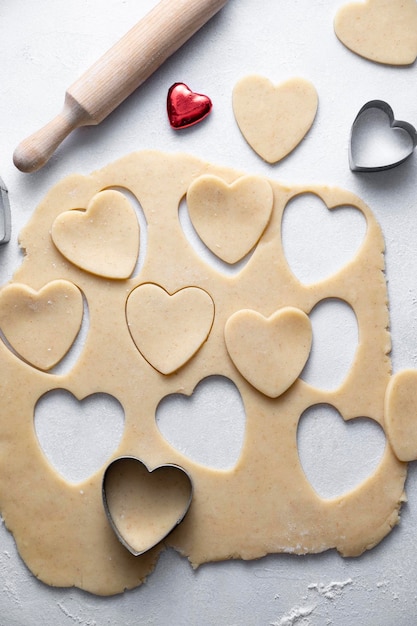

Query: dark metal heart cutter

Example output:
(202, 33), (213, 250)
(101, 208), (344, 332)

(350, 100), (417, 172)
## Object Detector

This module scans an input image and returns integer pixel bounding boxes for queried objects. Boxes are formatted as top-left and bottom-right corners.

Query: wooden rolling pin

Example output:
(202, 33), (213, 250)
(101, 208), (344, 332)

(13, 0), (228, 173)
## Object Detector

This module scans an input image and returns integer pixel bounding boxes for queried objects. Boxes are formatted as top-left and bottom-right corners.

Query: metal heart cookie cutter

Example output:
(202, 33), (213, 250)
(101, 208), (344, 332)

(102, 456), (193, 556)
(349, 100), (417, 172)
(0, 177), (11, 244)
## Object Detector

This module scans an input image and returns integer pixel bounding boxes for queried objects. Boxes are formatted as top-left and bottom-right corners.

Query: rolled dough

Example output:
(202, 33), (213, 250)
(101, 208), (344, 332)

(0, 151), (406, 595)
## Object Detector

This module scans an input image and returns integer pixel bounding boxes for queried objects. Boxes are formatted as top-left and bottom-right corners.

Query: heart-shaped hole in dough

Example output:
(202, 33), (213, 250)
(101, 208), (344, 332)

(35, 390), (125, 483)
(301, 298), (358, 390)
(281, 193), (367, 285)
(156, 376), (246, 470)
(103, 457), (193, 556)
(297, 404), (386, 499)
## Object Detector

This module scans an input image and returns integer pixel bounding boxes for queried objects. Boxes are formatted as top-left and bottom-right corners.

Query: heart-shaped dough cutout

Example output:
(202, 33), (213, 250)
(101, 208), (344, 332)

(186, 175), (273, 264)
(297, 404), (386, 499)
(232, 75), (318, 163)
(350, 101), (417, 172)
(126, 283), (214, 375)
(35, 390), (125, 483)
(51, 189), (140, 279)
(0, 280), (83, 370)
(225, 307), (312, 398)
(334, 0), (417, 65)
(385, 369), (417, 462)
(103, 457), (193, 556)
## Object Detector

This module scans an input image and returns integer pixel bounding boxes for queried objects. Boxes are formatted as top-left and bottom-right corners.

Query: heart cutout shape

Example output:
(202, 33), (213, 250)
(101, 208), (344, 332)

(0, 280), (83, 370)
(167, 83), (212, 129)
(281, 193), (366, 285)
(225, 307), (312, 398)
(297, 404), (386, 499)
(51, 189), (140, 279)
(232, 75), (318, 163)
(186, 175), (273, 264)
(301, 299), (358, 390)
(350, 100), (417, 172)
(126, 283), (214, 375)
(102, 457), (193, 556)
(156, 376), (246, 469)
(35, 390), (125, 483)
(385, 369), (417, 462)
(334, 0), (417, 66)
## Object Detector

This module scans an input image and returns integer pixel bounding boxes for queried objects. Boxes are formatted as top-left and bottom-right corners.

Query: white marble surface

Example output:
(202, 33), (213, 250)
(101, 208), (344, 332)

(1, 0), (417, 624)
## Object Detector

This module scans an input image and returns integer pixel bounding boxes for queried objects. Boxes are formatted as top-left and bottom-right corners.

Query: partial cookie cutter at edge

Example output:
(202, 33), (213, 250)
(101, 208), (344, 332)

(349, 100), (417, 172)
(0, 177), (11, 244)
(102, 456), (194, 557)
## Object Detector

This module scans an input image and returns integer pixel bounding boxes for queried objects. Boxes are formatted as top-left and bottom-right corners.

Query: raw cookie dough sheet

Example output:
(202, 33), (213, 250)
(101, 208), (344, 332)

(0, 151), (406, 595)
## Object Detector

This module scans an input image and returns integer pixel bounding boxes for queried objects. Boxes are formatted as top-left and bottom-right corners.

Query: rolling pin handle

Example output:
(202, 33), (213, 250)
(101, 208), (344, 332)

(13, 94), (91, 173)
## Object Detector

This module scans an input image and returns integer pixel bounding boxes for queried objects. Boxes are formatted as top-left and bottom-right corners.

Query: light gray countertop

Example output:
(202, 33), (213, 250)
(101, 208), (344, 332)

(1, 1), (417, 624)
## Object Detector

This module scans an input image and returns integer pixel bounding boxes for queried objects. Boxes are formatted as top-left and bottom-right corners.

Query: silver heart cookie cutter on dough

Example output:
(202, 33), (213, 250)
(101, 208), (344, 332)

(350, 100), (417, 172)
(102, 456), (194, 556)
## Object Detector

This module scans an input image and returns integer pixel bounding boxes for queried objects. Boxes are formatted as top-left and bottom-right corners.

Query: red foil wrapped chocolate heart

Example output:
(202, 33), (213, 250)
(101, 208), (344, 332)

(167, 83), (212, 129)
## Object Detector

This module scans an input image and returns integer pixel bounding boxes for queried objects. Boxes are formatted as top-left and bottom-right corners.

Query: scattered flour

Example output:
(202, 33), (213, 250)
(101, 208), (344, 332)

(272, 578), (353, 625)
(307, 578), (353, 600)
(271, 605), (316, 626)
(0, 549), (21, 608)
